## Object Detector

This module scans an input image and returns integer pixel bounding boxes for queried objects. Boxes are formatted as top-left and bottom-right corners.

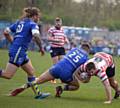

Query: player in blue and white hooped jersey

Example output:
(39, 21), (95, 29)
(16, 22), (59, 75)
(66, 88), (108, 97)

(0, 7), (50, 99)
(9, 43), (90, 97)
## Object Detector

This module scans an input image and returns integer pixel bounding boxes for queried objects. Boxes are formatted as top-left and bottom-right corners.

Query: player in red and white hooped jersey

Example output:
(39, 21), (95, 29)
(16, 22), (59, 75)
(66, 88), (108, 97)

(48, 25), (68, 48)
(47, 17), (69, 83)
(79, 52), (120, 104)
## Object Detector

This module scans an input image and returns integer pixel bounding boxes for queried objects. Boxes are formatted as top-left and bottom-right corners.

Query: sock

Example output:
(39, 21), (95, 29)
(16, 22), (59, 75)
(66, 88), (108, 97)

(63, 85), (69, 91)
(31, 82), (41, 96)
(0, 69), (2, 76)
(27, 76), (36, 82)
(27, 76), (41, 96)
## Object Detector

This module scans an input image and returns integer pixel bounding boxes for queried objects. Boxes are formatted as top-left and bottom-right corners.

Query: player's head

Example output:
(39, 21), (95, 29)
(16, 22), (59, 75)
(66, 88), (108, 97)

(21, 7), (41, 22)
(55, 17), (62, 29)
(86, 62), (96, 75)
(81, 43), (91, 53)
(31, 7), (41, 23)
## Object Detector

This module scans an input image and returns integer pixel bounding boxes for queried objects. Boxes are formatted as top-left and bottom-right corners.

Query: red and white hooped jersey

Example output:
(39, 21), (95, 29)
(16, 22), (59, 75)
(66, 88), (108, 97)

(48, 26), (68, 48)
(80, 52), (114, 81)
(94, 52), (113, 67)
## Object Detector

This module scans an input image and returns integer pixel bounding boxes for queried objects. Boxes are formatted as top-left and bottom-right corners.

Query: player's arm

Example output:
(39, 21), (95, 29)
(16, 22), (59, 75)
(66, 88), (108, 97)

(73, 66), (82, 81)
(74, 68), (90, 83)
(73, 65), (85, 81)
(64, 36), (69, 44)
(97, 70), (112, 104)
(47, 30), (61, 43)
(102, 78), (112, 104)
(47, 32), (60, 43)
(3, 27), (13, 43)
(32, 29), (44, 55)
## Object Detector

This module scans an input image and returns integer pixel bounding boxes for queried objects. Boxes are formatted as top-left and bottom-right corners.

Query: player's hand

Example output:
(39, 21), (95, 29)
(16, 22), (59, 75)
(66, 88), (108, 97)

(104, 100), (112, 104)
(39, 48), (45, 56)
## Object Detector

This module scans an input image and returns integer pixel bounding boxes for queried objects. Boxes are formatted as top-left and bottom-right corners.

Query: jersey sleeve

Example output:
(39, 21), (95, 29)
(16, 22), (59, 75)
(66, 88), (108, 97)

(31, 23), (40, 36)
(48, 28), (54, 37)
(96, 70), (108, 82)
(9, 21), (19, 32)
(79, 64), (87, 72)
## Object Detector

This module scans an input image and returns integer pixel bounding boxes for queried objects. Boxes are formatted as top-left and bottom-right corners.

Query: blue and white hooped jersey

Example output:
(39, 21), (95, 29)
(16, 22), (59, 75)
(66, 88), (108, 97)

(64, 48), (89, 69)
(9, 18), (39, 51)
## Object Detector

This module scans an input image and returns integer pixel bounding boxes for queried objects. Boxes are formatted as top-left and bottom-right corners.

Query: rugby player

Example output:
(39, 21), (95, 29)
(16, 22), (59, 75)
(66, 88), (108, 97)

(0, 7), (50, 99)
(48, 17), (69, 83)
(78, 52), (120, 104)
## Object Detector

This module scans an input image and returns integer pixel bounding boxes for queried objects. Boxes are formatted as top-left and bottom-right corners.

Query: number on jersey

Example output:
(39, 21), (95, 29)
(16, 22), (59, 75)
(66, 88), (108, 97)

(16, 23), (24, 33)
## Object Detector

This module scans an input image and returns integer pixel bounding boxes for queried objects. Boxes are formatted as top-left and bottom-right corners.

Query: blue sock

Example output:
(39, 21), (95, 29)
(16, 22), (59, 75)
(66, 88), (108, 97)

(28, 76), (36, 82)
(0, 69), (2, 76)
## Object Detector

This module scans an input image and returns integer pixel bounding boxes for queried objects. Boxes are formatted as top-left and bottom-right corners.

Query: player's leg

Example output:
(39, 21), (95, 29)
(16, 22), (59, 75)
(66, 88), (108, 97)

(106, 65), (120, 99)
(0, 63), (18, 79)
(58, 55), (64, 61)
(55, 78), (79, 97)
(109, 77), (120, 92)
(21, 60), (35, 77)
(52, 56), (59, 64)
(50, 56), (58, 84)
(35, 70), (55, 84)
(21, 60), (42, 96)
(64, 78), (79, 91)
(57, 48), (65, 84)
(9, 62), (60, 97)
(9, 60), (36, 96)
(50, 56), (58, 83)
(58, 47), (65, 61)
(50, 47), (61, 83)
(109, 77), (120, 99)
(9, 69), (54, 97)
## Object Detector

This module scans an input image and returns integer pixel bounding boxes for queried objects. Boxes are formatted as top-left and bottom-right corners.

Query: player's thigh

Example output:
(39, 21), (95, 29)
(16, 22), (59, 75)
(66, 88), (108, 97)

(4, 63), (18, 77)
(36, 70), (54, 84)
(21, 60), (35, 76)
(108, 76), (117, 85)
(58, 55), (64, 60)
(52, 56), (59, 64)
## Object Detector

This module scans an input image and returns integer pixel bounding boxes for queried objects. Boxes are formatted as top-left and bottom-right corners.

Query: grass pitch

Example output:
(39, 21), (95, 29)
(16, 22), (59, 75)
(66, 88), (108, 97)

(0, 49), (120, 108)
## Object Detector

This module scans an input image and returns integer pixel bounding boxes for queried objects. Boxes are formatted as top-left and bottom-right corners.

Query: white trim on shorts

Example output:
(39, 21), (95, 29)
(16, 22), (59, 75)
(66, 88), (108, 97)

(13, 47), (22, 63)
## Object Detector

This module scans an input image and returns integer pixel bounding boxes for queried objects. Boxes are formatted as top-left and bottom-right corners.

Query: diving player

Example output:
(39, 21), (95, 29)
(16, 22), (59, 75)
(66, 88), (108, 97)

(9, 43), (90, 97)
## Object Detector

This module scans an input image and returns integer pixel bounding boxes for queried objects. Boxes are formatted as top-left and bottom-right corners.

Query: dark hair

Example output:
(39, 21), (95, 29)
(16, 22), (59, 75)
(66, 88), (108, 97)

(81, 43), (90, 49)
(86, 62), (96, 71)
(81, 43), (91, 53)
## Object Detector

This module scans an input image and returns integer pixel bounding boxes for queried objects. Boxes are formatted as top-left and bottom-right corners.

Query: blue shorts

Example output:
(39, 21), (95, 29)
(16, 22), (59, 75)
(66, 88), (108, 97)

(9, 46), (29, 67)
(49, 59), (75, 83)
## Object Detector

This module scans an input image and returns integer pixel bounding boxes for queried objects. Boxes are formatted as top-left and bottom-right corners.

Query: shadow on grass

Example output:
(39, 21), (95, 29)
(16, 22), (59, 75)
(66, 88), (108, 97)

(54, 96), (103, 103)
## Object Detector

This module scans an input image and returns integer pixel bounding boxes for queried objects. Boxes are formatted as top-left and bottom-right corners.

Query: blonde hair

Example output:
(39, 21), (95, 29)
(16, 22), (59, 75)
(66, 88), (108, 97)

(20, 7), (40, 20)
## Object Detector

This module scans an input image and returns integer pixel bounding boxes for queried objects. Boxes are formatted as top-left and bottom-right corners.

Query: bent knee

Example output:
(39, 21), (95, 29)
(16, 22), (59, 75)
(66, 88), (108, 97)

(75, 85), (80, 90)
(2, 71), (14, 79)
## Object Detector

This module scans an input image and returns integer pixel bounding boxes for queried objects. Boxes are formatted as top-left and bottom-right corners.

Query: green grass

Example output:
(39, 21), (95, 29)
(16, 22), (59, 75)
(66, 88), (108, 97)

(0, 49), (120, 108)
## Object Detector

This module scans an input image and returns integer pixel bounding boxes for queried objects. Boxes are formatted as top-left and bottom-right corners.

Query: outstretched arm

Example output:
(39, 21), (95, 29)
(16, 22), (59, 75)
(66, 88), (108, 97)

(102, 79), (112, 104)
